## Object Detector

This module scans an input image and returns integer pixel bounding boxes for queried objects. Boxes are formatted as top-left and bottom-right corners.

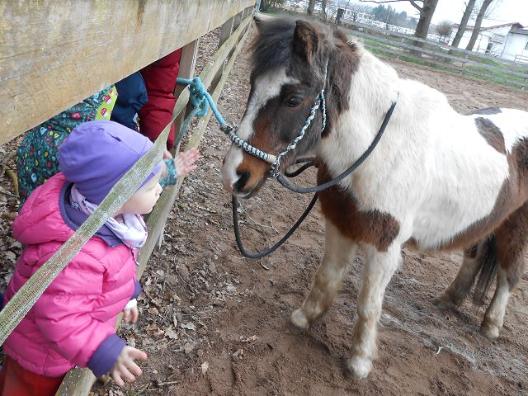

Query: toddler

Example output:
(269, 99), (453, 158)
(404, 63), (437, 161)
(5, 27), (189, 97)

(0, 120), (198, 395)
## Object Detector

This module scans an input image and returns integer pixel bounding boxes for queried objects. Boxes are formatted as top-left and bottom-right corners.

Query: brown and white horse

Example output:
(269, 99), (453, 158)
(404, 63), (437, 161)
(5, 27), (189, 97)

(222, 17), (528, 379)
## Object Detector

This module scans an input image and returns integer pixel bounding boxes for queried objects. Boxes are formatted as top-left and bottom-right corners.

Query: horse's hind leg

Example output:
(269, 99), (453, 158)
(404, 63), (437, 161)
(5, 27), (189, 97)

(291, 222), (357, 330)
(480, 204), (528, 339)
(434, 244), (482, 309)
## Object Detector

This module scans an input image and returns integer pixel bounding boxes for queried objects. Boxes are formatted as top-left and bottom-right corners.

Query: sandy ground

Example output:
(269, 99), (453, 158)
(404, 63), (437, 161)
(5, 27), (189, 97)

(1, 23), (528, 396)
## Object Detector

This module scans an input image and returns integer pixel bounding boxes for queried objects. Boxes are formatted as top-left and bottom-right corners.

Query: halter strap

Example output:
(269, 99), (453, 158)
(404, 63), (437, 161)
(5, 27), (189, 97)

(276, 99), (398, 194)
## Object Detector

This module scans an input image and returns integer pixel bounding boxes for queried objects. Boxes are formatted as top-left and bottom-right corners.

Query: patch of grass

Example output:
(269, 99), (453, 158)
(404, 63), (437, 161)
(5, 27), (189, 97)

(359, 33), (526, 90)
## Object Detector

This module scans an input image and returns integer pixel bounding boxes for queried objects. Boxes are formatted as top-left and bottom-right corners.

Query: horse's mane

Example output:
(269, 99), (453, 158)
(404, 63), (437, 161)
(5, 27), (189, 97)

(251, 18), (297, 78)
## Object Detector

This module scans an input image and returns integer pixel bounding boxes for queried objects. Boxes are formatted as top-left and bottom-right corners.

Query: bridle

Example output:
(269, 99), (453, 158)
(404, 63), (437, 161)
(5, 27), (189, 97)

(220, 64), (329, 178)
(222, 62), (398, 259)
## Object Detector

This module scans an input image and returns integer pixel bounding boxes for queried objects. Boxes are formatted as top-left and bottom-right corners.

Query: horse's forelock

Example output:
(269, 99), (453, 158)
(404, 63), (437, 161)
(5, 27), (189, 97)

(251, 18), (296, 79)
(250, 18), (361, 138)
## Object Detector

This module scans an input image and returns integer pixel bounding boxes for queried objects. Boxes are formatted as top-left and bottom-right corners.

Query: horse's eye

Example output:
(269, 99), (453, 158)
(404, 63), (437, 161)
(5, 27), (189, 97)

(286, 96), (303, 107)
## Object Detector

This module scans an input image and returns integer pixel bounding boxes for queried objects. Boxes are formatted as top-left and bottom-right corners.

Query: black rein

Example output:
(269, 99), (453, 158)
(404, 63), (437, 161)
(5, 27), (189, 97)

(232, 100), (397, 259)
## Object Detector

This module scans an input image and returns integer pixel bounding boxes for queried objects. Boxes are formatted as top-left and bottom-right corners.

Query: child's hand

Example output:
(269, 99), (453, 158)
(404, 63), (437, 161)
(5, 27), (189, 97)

(163, 149), (173, 160)
(174, 148), (200, 177)
(123, 299), (139, 324)
(111, 346), (148, 387)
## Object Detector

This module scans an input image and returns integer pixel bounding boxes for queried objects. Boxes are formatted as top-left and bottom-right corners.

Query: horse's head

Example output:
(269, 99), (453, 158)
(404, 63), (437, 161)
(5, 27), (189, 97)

(222, 17), (359, 196)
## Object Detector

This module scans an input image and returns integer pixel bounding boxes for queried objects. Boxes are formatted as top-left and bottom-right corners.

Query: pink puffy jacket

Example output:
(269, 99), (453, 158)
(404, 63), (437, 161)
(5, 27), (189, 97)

(3, 173), (138, 377)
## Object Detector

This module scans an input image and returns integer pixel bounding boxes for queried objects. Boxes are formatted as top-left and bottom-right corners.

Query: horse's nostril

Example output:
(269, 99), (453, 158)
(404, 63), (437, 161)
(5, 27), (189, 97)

(234, 171), (250, 192)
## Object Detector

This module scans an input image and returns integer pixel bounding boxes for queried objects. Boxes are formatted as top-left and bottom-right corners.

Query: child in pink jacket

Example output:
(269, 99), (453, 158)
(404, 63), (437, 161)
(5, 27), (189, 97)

(0, 121), (198, 395)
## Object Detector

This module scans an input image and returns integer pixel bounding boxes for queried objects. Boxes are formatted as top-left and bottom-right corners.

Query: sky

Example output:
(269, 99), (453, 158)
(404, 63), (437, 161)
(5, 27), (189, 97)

(346, 0), (528, 26)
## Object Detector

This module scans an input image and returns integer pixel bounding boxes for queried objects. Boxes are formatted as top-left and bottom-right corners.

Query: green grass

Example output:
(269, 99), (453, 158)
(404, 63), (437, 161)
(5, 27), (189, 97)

(359, 34), (527, 90)
(260, 9), (527, 90)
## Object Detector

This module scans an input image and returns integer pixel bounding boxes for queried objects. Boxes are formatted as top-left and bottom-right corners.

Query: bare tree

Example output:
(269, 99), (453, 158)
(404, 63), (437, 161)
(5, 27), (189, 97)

(307, 0), (316, 15)
(466, 0), (494, 50)
(436, 21), (453, 43)
(451, 0), (477, 48)
(260, 0), (286, 11)
(469, 0), (501, 21)
(321, 0), (328, 19)
(359, 0), (439, 40)
(348, 3), (373, 13)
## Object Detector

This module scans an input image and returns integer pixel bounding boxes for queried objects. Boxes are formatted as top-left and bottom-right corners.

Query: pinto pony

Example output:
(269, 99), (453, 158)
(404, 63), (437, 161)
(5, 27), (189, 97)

(222, 17), (528, 379)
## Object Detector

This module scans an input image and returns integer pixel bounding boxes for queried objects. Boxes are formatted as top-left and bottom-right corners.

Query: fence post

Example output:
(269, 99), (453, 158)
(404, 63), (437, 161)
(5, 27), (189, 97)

(157, 38), (200, 248)
(173, 39), (200, 154)
(212, 13), (238, 92)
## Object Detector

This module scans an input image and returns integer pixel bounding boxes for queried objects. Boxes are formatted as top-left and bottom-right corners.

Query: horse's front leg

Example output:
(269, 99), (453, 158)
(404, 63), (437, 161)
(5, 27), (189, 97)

(348, 243), (401, 379)
(291, 222), (357, 329)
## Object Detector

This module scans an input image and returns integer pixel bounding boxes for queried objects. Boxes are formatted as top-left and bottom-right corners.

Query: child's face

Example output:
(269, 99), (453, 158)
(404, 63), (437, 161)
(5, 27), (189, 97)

(118, 173), (162, 215)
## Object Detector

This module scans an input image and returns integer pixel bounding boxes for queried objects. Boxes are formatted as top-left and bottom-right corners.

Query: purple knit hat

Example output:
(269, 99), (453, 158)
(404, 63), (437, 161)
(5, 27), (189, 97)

(58, 120), (162, 204)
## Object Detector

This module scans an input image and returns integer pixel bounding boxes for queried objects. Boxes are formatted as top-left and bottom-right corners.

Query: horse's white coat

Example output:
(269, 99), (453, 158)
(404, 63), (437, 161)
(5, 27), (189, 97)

(476, 109), (528, 153)
(319, 50), (513, 250)
(482, 268), (511, 339)
(221, 34), (528, 379)
(222, 68), (295, 191)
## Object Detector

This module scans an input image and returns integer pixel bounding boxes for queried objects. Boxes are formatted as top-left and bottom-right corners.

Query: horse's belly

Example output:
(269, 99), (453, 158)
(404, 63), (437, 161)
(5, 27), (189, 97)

(411, 176), (507, 250)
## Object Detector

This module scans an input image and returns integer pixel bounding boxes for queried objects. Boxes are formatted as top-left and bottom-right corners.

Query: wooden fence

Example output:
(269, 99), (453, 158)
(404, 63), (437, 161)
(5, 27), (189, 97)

(0, 0), (256, 395)
(339, 20), (528, 90)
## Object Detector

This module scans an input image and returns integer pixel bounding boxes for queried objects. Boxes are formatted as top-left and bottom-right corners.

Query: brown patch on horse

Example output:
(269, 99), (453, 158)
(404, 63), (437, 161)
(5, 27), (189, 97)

(317, 164), (400, 252)
(465, 244), (478, 259)
(440, 138), (528, 252)
(236, 18), (361, 192)
(292, 20), (319, 64)
(494, 201), (528, 288)
(475, 117), (506, 154)
(322, 30), (360, 137)
(235, 108), (277, 192)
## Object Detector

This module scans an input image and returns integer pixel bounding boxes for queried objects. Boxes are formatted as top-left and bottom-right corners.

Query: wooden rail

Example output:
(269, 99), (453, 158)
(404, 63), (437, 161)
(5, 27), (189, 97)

(55, 7), (254, 396)
(343, 19), (528, 71)
(341, 22), (528, 90)
(0, 0), (255, 145)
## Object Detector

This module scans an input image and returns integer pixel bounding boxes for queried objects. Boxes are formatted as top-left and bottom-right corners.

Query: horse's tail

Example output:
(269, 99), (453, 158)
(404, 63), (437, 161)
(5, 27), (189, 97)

(472, 236), (498, 306)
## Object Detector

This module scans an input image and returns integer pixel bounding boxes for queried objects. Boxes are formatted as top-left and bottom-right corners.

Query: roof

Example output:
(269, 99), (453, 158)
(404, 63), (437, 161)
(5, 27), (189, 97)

(453, 22), (524, 31)
(511, 26), (528, 36)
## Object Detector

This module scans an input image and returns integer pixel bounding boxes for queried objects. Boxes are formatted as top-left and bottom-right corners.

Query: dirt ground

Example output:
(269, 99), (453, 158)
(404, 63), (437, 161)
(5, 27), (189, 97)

(1, 25), (528, 396)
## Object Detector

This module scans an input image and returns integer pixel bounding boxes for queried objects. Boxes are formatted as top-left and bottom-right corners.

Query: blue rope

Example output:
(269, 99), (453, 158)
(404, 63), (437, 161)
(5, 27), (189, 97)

(159, 158), (177, 188)
(176, 77), (227, 125)
(175, 77), (275, 164)
(175, 77), (229, 148)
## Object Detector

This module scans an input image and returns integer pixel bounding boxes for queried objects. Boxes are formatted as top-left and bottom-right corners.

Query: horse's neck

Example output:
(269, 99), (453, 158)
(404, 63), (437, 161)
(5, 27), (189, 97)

(319, 52), (400, 173)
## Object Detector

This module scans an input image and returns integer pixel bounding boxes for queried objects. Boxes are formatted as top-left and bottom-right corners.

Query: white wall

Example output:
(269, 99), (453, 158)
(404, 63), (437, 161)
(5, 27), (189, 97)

(501, 33), (528, 61)
(449, 25), (523, 58)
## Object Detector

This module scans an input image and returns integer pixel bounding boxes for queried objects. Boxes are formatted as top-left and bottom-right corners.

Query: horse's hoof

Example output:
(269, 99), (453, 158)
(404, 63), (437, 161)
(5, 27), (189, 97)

(480, 322), (500, 340)
(433, 294), (458, 310)
(347, 356), (372, 379)
(290, 309), (309, 330)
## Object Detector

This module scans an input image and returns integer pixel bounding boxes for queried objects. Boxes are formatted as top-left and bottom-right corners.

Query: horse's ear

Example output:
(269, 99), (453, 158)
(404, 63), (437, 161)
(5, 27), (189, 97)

(293, 20), (319, 64)
(254, 14), (264, 30)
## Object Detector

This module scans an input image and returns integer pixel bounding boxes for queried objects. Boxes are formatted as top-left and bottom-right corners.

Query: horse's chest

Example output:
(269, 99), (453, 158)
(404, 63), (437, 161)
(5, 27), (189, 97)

(317, 166), (400, 252)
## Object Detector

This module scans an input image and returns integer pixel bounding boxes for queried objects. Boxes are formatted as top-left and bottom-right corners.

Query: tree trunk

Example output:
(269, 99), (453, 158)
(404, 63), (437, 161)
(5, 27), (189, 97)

(466, 0), (494, 51)
(307, 0), (316, 15)
(321, 0), (327, 19)
(451, 0), (477, 48)
(414, 0), (439, 40)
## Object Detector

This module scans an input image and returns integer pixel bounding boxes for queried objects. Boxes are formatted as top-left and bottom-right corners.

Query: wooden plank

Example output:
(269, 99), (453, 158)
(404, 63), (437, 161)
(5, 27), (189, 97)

(219, 17), (235, 48)
(173, 39), (200, 154)
(138, 15), (252, 267)
(347, 29), (528, 82)
(340, 19), (528, 73)
(55, 14), (253, 396)
(0, 0), (255, 145)
(158, 38), (200, 247)
(367, 44), (528, 90)
(56, 369), (95, 396)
